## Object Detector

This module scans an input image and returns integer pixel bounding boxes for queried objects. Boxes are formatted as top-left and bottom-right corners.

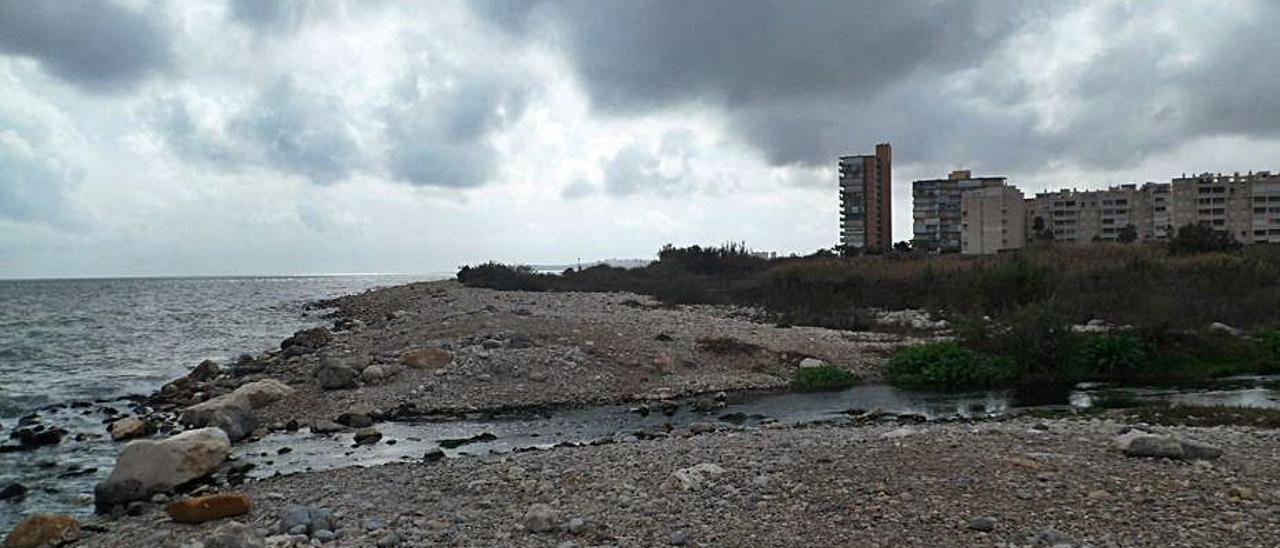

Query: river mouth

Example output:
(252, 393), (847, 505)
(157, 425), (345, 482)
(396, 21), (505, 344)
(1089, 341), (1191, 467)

(4, 375), (1280, 529)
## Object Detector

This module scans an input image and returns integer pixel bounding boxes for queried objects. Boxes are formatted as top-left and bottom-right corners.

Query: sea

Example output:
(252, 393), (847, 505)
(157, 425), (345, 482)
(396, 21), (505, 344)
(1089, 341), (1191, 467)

(0, 275), (443, 420)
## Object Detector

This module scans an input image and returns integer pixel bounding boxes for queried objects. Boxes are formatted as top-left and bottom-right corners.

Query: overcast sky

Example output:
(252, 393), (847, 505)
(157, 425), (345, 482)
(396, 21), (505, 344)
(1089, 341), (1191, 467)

(3, 0), (1280, 278)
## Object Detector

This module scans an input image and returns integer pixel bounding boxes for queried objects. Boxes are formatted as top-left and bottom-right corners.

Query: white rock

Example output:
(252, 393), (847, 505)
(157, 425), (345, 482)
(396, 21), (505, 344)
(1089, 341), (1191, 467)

(668, 463), (726, 491)
(879, 426), (918, 440)
(798, 358), (825, 369)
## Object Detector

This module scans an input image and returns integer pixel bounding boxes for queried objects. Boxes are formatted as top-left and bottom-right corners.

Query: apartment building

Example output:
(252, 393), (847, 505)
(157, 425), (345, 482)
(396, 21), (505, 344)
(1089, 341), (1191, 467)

(960, 185), (1026, 255)
(1172, 171), (1280, 243)
(1254, 174), (1280, 243)
(838, 143), (892, 251)
(1025, 183), (1171, 243)
(912, 170), (1007, 254)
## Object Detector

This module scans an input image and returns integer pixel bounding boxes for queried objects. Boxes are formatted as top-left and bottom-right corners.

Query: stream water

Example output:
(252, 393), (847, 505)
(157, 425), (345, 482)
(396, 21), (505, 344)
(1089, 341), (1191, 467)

(5, 375), (1278, 530)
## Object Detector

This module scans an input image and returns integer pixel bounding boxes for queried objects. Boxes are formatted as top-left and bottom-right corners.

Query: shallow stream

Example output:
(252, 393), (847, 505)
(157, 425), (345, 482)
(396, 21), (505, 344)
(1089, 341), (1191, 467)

(4, 375), (1278, 529)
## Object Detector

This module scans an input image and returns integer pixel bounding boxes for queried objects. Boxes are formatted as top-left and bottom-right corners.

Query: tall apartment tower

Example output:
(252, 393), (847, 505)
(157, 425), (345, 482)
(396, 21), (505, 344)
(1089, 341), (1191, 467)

(838, 143), (892, 251)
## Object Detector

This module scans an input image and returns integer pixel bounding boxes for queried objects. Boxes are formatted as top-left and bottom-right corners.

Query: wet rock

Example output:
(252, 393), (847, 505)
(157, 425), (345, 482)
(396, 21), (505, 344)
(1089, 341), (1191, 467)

(523, 503), (557, 533)
(438, 432), (496, 449)
(422, 448), (445, 462)
(670, 530), (689, 545)
(400, 348), (452, 370)
(353, 427), (382, 446)
(281, 327), (331, 351)
(166, 493), (252, 524)
(2, 514), (79, 548)
(691, 397), (720, 412)
(0, 483), (28, 501)
(108, 417), (153, 442)
(203, 521), (266, 548)
(310, 420), (347, 434)
(11, 426), (66, 448)
(316, 357), (359, 390)
(189, 360), (222, 382)
(95, 428), (231, 511)
(179, 394), (253, 442)
(335, 413), (373, 429)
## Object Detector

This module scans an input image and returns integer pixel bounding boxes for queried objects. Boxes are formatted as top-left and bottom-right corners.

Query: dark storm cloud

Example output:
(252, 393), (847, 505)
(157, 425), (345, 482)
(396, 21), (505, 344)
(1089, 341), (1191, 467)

(0, 0), (171, 91)
(477, 0), (1280, 173)
(475, 0), (1066, 167)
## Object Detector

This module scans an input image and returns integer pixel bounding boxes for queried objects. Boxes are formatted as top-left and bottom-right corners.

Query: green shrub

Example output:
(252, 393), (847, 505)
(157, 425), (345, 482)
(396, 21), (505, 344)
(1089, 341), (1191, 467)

(791, 364), (858, 392)
(1072, 335), (1149, 379)
(1257, 329), (1280, 366)
(886, 342), (1018, 388)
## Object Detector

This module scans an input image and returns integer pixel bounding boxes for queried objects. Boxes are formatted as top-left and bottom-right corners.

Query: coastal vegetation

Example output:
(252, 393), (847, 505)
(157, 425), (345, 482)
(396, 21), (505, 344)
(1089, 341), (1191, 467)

(458, 242), (1280, 387)
(790, 364), (858, 392)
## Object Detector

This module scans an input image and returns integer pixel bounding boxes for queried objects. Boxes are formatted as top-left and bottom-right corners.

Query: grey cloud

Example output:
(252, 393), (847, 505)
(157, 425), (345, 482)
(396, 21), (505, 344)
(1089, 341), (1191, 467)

(560, 179), (597, 199)
(228, 0), (331, 33)
(0, 127), (81, 226)
(0, 0), (170, 91)
(149, 80), (362, 184)
(231, 80), (361, 184)
(478, 1), (1280, 174)
(382, 66), (531, 188)
(475, 0), (1068, 168)
(603, 132), (695, 197)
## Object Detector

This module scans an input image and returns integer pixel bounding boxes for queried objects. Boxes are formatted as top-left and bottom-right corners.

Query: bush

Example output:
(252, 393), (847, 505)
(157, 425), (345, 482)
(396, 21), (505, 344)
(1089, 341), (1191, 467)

(886, 342), (1018, 388)
(1168, 223), (1242, 255)
(1071, 335), (1148, 379)
(791, 364), (858, 392)
(456, 263), (551, 291)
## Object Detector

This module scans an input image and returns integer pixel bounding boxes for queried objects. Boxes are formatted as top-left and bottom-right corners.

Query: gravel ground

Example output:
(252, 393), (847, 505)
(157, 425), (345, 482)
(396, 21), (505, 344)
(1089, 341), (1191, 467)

(248, 281), (925, 426)
(79, 417), (1280, 547)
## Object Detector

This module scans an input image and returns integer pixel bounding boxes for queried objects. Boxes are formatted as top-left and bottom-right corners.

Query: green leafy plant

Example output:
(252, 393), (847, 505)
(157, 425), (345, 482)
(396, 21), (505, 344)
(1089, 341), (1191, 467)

(886, 341), (1017, 388)
(791, 364), (858, 392)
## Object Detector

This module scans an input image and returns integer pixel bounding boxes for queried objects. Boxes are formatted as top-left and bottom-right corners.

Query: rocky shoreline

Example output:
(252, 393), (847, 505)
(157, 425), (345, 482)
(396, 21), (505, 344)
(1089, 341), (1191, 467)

(5, 280), (1280, 547)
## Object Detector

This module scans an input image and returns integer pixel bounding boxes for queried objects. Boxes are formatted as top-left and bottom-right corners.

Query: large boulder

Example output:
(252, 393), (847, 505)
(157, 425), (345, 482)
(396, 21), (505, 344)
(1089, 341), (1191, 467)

(94, 428), (231, 511)
(231, 379), (294, 408)
(316, 357), (359, 390)
(178, 380), (294, 441)
(179, 393), (254, 442)
(188, 360), (222, 382)
(1114, 430), (1222, 460)
(166, 493), (252, 524)
(2, 514), (79, 548)
(281, 327), (331, 351)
